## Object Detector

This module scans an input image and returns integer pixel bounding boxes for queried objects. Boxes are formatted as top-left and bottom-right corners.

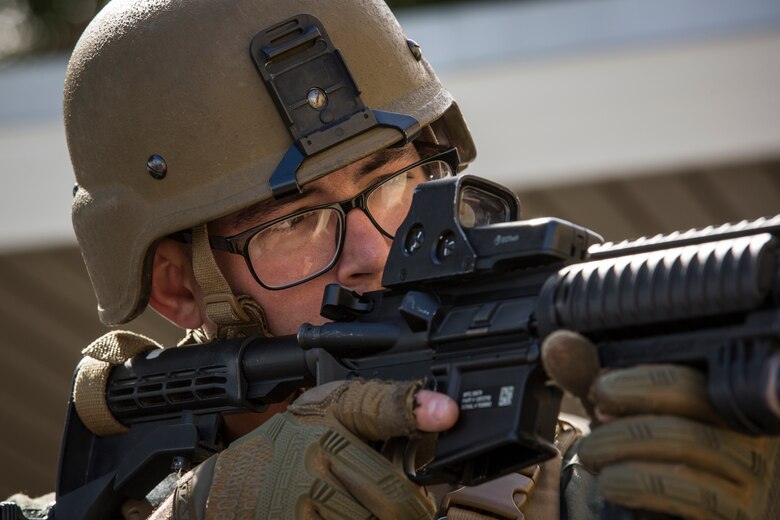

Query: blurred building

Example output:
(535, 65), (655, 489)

(1, 0), (779, 498)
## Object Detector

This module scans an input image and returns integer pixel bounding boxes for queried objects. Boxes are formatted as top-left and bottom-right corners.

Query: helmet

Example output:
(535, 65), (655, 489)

(65, 0), (476, 325)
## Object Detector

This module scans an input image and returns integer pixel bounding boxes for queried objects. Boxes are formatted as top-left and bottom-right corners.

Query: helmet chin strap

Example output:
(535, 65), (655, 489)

(191, 224), (271, 340)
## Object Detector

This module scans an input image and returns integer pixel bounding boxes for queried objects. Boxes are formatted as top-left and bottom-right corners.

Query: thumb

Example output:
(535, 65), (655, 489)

(414, 390), (459, 432)
(541, 330), (600, 413)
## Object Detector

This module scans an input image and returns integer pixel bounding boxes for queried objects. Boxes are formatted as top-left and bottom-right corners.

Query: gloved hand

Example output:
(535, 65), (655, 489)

(150, 379), (457, 520)
(541, 330), (780, 520)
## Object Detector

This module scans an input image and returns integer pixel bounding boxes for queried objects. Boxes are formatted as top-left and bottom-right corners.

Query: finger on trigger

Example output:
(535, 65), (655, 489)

(593, 365), (724, 425)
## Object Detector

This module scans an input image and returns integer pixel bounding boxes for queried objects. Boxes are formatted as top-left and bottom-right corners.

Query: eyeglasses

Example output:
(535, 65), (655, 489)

(203, 146), (459, 290)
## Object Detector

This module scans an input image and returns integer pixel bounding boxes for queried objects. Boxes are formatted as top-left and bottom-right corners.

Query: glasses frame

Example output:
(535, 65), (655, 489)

(206, 146), (460, 290)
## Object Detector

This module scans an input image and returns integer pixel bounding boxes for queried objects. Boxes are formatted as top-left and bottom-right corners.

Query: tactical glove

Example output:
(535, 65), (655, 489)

(541, 330), (780, 520)
(151, 379), (436, 520)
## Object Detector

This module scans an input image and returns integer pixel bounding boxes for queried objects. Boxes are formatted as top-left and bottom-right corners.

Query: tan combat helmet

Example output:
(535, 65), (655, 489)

(65, 0), (476, 326)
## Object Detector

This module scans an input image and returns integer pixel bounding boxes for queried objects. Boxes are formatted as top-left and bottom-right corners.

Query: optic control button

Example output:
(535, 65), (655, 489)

(405, 224), (425, 255)
(436, 231), (456, 262)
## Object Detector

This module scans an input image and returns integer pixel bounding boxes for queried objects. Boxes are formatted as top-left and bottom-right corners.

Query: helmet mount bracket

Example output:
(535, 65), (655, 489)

(250, 14), (421, 199)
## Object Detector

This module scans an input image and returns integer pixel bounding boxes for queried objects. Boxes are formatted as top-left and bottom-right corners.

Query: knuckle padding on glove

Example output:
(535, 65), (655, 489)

(598, 461), (751, 520)
(579, 415), (780, 520)
(289, 379), (420, 441)
(205, 380), (434, 519)
(593, 365), (722, 425)
(579, 415), (767, 482)
(334, 379), (420, 441)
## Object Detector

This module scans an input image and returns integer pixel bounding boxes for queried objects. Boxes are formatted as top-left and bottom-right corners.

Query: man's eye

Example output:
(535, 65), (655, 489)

(267, 214), (307, 234)
(385, 173), (407, 186)
(405, 166), (426, 181)
(286, 215), (307, 228)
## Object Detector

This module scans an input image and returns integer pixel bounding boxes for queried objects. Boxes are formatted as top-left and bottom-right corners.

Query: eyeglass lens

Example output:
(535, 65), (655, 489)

(247, 159), (453, 288)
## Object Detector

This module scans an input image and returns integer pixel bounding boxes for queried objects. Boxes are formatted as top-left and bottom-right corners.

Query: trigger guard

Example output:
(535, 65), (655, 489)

(402, 436), (420, 480)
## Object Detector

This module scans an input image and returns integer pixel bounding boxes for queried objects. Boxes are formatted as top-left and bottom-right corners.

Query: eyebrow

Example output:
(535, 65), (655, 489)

(228, 188), (311, 231)
(227, 145), (418, 231)
(350, 146), (417, 184)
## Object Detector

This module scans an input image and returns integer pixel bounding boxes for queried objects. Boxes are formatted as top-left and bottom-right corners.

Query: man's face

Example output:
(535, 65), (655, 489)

(208, 143), (425, 336)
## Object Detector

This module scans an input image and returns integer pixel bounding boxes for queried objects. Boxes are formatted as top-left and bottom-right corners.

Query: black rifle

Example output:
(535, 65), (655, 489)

(51, 175), (780, 519)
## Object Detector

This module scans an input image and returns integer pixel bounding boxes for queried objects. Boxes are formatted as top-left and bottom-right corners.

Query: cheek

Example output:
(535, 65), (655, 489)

(259, 285), (330, 336)
(213, 251), (331, 336)
(211, 252), (257, 297)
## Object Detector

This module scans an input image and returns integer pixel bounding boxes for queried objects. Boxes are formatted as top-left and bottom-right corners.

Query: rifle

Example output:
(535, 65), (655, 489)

(50, 175), (780, 519)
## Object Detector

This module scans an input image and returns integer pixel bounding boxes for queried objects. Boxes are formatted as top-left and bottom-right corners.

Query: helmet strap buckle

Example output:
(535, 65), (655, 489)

(191, 224), (271, 340)
(202, 293), (252, 323)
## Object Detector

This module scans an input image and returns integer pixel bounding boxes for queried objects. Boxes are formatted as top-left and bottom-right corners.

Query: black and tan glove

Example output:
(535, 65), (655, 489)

(542, 330), (780, 520)
(150, 379), (436, 520)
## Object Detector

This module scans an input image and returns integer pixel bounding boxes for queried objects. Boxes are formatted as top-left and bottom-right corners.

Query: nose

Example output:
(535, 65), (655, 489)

(335, 209), (390, 292)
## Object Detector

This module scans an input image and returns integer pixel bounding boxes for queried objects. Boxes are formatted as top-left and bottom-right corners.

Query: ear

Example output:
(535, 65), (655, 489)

(148, 238), (206, 330)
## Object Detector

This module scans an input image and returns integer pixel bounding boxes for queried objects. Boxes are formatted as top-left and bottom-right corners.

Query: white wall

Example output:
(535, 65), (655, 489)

(1, 0), (779, 251)
(444, 31), (780, 188)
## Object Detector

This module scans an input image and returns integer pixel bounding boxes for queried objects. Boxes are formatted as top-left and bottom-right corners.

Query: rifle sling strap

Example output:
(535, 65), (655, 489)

(73, 330), (161, 436)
